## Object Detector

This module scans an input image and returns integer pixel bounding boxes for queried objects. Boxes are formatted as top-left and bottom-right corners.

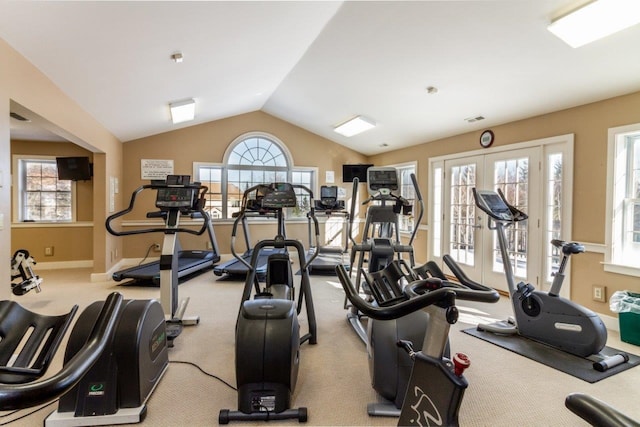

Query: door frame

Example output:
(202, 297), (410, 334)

(428, 134), (574, 296)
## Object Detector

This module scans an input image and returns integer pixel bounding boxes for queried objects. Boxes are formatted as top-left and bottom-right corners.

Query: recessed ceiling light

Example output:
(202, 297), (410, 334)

(426, 86), (438, 94)
(334, 116), (376, 137)
(171, 52), (184, 63)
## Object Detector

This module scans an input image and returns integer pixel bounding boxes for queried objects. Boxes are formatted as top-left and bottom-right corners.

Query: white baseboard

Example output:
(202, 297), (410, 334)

(601, 312), (619, 332)
(37, 260), (93, 270)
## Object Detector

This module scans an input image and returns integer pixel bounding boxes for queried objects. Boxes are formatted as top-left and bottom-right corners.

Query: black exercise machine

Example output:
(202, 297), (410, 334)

(565, 393), (640, 427)
(10, 249), (43, 295)
(213, 184), (287, 279)
(307, 185), (350, 275)
(345, 166), (424, 344)
(219, 182), (319, 424)
(337, 258), (499, 425)
(473, 188), (627, 369)
(110, 175), (220, 287)
(0, 292), (168, 426)
(107, 175), (217, 344)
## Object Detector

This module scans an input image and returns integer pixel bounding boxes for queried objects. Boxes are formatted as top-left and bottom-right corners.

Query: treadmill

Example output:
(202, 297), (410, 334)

(213, 185), (286, 279)
(109, 176), (221, 287)
(307, 185), (351, 275)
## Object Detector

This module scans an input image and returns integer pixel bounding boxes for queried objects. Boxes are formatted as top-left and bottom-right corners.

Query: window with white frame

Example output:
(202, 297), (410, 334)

(606, 123), (640, 273)
(13, 156), (75, 222)
(194, 133), (316, 219)
(386, 163), (417, 233)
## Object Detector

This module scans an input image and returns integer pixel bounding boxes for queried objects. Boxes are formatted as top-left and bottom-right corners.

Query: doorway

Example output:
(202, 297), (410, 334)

(429, 135), (573, 296)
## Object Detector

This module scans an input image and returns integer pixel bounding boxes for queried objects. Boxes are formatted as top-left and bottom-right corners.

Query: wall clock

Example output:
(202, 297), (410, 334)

(480, 130), (494, 148)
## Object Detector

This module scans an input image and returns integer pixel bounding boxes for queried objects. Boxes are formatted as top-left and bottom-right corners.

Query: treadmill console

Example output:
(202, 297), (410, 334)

(261, 183), (297, 209)
(315, 185), (345, 210)
(156, 187), (197, 209)
(367, 167), (398, 195)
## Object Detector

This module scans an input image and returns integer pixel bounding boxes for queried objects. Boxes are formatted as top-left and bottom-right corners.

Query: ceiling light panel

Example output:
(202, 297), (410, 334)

(548, 0), (640, 48)
(334, 115), (376, 137)
(169, 99), (195, 124)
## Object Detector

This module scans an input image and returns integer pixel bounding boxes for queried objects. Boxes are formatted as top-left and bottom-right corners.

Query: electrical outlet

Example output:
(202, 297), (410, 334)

(44, 246), (54, 256)
(153, 243), (161, 251)
(593, 285), (606, 302)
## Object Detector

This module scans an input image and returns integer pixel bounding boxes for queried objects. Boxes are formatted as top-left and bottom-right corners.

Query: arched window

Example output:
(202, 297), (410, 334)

(194, 132), (316, 219)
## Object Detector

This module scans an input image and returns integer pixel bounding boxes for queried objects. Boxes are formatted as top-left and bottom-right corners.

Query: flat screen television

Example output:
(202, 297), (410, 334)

(343, 164), (373, 183)
(56, 157), (92, 181)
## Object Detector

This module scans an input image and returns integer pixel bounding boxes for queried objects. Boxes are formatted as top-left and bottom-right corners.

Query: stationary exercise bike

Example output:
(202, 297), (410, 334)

(219, 182), (319, 424)
(10, 249), (43, 295)
(473, 188), (627, 369)
(0, 292), (168, 426)
(337, 258), (499, 426)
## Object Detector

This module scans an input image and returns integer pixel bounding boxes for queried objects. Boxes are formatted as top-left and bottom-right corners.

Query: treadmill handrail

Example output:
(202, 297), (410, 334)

(0, 292), (123, 410)
(106, 184), (211, 237)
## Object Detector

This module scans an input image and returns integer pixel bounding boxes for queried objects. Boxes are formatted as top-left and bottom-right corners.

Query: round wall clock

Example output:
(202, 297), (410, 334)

(480, 130), (494, 148)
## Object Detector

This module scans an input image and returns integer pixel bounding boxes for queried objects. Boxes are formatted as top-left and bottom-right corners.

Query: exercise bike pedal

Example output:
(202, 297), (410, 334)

(165, 320), (184, 348)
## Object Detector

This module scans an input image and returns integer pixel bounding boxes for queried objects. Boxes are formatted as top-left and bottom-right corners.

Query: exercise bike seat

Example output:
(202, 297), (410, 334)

(0, 301), (78, 384)
(551, 239), (585, 255)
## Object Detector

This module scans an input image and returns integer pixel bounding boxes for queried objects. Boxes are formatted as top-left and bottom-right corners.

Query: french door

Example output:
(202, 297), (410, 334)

(430, 136), (573, 296)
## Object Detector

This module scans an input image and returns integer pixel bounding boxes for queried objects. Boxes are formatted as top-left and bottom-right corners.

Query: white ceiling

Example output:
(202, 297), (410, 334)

(2, 1), (640, 156)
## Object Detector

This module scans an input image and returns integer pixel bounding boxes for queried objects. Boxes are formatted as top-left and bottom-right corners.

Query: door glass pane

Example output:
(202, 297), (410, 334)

(494, 158), (528, 278)
(449, 164), (476, 266)
(546, 153), (563, 282)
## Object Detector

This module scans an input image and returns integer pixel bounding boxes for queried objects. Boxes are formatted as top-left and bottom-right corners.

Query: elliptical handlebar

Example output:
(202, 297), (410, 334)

(0, 292), (123, 410)
(105, 182), (211, 237)
(337, 264), (456, 321)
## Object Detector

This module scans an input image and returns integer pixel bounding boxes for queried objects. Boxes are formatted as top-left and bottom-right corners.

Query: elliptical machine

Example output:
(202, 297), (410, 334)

(10, 249), (43, 295)
(219, 182), (319, 424)
(473, 188), (627, 369)
(345, 167), (424, 344)
(337, 258), (499, 425)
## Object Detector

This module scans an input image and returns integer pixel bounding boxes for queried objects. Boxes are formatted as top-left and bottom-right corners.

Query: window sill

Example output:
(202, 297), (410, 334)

(603, 262), (640, 278)
(12, 221), (94, 228)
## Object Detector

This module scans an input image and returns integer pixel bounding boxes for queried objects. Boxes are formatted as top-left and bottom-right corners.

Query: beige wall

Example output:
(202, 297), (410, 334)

(119, 111), (367, 258)
(1, 37), (123, 293)
(3, 30), (639, 319)
(369, 90), (640, 315)
(10, 140), (94, 262)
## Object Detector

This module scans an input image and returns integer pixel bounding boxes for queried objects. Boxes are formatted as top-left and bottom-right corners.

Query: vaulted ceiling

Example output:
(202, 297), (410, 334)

(3, 1), (640, 155)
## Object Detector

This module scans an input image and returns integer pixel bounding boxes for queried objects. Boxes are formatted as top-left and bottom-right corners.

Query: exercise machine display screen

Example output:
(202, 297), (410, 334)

(156, 188), (196, 209)
(475, 190), (513, 220)
(368, 167), (399, 193)
(261, 183), (297, 208)
(320, 186), (337, 205)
